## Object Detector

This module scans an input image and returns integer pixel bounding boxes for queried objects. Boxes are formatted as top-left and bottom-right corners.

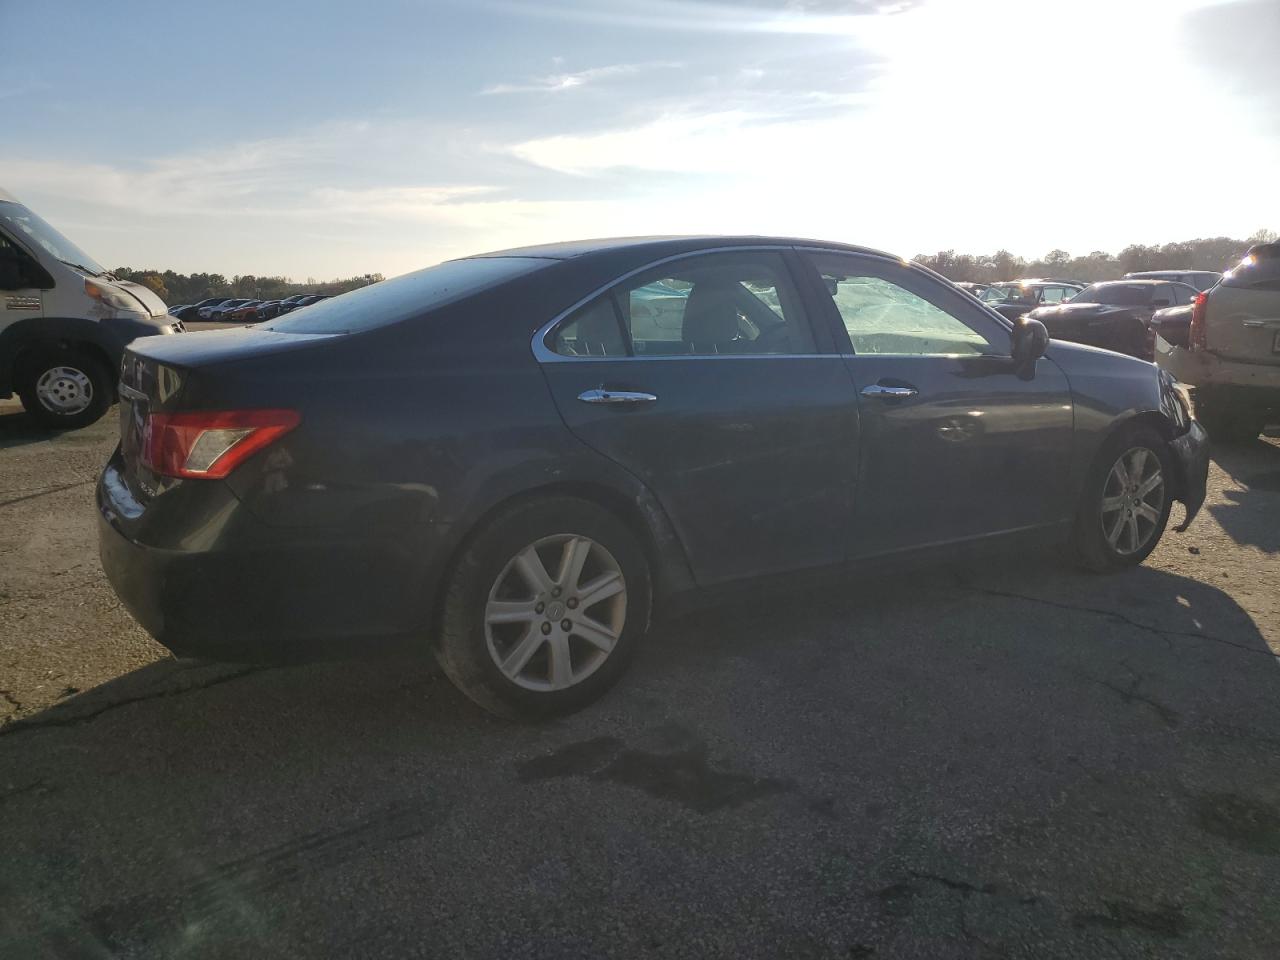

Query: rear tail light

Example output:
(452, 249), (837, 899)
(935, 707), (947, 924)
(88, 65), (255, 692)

(1189, 292), (1208, 350)
(142, 409), (300, 478)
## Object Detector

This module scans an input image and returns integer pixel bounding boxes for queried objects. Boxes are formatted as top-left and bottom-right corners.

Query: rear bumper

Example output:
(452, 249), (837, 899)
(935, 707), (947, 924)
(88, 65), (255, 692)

(1157, 340), (1280, 396)
(97, 460), (442, 663)
(1168, 420), (1209, 533)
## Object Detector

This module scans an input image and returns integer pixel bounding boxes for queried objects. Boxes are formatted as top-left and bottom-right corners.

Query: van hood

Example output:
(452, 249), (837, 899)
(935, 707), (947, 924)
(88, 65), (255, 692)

(113, 279), (169, 317)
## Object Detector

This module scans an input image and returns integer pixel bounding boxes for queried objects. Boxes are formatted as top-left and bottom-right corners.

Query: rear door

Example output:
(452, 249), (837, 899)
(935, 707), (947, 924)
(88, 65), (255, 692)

(1206, 253), (1280, 364)
(537, 248), (859, 586)
(796, 251), (1075, 558)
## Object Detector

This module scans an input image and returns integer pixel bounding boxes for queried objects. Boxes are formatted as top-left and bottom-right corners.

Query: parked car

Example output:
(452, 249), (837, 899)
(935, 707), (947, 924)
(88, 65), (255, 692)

(0, 187), (180, 428)
(1124, 270), (1221, 291)
(168, 304), (204, 323)
(257, 296), (306, 321)
(1157, 242), (1280, 442)
(277, 294), (329, 315)
(205, 298), (256, 321)
(227, 301), (265, 323)
(1149, 304), (1192, 349)
(953, 281), (990, 299)
(98, 236), (1208, 719)
(1029, 279), (1200, 360)
(197, 298), (239, 320)
(981, 279), (1085, 321)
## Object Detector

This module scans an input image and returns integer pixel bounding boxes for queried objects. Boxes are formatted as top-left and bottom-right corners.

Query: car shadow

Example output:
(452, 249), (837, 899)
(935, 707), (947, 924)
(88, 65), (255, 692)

(1207, 436), (1280, 553)
(0, 405), (62, 450)
(2, 556), (1278, 957)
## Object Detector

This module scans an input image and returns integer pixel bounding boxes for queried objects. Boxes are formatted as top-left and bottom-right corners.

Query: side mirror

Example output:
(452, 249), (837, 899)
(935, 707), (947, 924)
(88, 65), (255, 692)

(1010, 317), (1049, 370)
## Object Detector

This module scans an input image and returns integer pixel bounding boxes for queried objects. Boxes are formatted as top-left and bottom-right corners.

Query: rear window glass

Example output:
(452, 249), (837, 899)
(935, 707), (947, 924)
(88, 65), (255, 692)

(265, 257), (550, 334)
(1072, 284), (1153, 306)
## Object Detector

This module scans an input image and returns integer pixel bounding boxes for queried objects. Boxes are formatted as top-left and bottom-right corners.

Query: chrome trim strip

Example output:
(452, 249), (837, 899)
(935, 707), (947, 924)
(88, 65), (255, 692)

(524, 244), (834, 363)
(118, 382), (147, 402)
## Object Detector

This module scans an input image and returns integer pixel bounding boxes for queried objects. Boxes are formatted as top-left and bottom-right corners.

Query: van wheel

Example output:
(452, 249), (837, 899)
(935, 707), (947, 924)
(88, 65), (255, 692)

(436, 497), (651, 720)
(17, 347), (113, 429)
(1074, 424), (1175, 572)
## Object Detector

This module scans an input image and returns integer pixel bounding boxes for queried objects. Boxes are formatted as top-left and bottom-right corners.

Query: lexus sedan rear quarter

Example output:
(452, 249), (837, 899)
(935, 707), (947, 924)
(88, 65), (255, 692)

(98, 237), (1209, 718)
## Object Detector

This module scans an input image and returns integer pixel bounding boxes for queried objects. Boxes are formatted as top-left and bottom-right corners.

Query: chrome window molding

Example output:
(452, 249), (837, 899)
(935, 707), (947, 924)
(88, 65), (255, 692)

(530, 244), (898, 364)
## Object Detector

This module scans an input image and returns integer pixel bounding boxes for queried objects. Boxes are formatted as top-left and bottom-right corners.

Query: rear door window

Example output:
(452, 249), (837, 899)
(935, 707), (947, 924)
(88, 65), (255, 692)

(619, 252), (815, 356)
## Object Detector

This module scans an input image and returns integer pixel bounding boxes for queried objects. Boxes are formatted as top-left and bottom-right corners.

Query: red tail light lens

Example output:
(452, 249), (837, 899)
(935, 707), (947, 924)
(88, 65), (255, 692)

(1189, 292), (1208, 350)
(143, 409), (300, 479)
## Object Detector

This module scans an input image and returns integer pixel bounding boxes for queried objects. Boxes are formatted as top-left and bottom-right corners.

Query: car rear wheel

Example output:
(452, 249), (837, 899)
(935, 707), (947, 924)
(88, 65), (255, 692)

(436, 497), (651, 720)
(17, 347), (113, 430)
(1074, 424), (1174, 572)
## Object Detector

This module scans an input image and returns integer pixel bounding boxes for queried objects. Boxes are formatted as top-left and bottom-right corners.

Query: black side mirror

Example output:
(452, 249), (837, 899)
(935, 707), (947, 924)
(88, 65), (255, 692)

(1010, 317), (1049, 371)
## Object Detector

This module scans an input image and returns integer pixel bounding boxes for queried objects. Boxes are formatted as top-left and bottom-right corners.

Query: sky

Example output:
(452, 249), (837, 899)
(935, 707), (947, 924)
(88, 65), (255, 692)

(2, 0), (1277, 280)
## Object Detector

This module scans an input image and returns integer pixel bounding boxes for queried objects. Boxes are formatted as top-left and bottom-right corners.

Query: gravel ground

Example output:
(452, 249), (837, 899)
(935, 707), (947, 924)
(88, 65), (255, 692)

(2, 396), (1278, 959)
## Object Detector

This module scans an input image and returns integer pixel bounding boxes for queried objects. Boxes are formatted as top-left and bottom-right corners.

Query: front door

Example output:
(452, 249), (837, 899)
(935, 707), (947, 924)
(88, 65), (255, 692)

(537, 249), (859, 586)
(0, 230), (44, 336)
(797, 251), (1075, 559)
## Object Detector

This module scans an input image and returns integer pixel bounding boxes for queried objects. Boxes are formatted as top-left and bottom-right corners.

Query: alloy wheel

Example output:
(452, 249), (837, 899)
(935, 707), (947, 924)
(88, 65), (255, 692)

(484, 534), (627, 692)
(1099, 446), (1165, 555)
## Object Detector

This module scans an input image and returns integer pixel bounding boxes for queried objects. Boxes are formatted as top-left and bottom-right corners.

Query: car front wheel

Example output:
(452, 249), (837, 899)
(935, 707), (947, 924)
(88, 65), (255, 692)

(17, 347), (113, 430)
(436, 497), (651, 719)
(1074, 424), (1174, 571)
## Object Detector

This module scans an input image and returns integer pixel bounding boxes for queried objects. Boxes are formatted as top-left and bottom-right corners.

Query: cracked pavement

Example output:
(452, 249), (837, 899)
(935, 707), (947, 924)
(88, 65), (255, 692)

(2, 397), (1279, 958)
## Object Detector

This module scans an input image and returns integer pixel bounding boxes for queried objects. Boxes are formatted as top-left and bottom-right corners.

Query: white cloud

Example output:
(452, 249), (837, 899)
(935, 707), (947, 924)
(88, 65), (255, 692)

(482, 60), (681, 94)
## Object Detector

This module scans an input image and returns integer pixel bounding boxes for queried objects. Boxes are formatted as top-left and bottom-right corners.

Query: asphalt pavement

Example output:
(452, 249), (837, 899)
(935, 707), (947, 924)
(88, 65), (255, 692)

(2, 396), (1279, 959)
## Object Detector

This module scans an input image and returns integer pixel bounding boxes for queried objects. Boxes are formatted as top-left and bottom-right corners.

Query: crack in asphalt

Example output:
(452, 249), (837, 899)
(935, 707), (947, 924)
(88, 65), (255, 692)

(0, 478), (95, 510)
(1092, 662), (1182, 729)
(965, 585), (1275, 658)
(0, 666), (266, 737)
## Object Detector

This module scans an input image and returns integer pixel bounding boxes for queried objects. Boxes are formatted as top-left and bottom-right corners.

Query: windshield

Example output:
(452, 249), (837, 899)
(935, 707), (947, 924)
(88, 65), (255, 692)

(0, 202), (107, 276)
(1072, 283), (1153, 306)
(266, 256), (551, 334)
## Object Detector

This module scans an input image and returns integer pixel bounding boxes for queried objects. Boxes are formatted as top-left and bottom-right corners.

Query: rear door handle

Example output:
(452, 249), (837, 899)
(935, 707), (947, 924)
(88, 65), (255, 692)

(577, 388), (658, 405)
(860, 383), (918, 399)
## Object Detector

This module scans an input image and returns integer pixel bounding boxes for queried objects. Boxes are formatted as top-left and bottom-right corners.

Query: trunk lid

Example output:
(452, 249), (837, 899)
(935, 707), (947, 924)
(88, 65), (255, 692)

(116, 327), (340, 500)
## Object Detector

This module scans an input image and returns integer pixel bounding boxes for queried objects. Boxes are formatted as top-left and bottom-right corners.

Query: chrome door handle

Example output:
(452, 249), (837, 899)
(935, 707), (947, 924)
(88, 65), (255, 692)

(860, 384), (918, 399)
(577, 388), (658, 405)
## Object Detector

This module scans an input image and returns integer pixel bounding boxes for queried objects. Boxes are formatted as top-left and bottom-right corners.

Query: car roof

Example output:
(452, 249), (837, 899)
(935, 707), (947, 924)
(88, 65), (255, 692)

(464, 235), (897, 265)
(1125, 269), (1218, 276)
(1091, 279), (1173, 286)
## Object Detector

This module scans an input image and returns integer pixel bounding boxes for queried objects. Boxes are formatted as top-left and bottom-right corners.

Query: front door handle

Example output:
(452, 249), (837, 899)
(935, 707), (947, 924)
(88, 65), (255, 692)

(577, 388), (658, 405)
(860, 383), (918, 400)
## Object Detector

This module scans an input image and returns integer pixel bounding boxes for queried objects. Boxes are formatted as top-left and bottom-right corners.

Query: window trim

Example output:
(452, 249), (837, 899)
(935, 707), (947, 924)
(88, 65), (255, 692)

(794, 248), (1013, 358)
(532, 245), (837, 363)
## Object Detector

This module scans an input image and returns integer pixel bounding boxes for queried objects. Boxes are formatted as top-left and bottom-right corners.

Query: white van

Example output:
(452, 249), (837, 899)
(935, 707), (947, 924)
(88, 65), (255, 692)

(0, 188), (182, 428)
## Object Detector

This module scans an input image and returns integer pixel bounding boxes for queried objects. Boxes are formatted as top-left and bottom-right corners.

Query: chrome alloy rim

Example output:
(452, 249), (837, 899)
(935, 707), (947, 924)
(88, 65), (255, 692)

(1100, 446), (1165, 555)
(485, 534), (626, 691)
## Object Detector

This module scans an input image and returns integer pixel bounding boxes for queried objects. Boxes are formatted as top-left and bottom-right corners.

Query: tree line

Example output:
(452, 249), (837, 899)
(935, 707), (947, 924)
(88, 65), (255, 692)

(913, 229), (1277, 284)
(109, 268), (386, 305)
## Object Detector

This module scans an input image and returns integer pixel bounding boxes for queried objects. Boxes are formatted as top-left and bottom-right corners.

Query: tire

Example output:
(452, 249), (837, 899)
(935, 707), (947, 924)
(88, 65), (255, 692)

(1073, 423), (1175, 572)
(17, 346), (113, 430)
(436, 496), (652, 720)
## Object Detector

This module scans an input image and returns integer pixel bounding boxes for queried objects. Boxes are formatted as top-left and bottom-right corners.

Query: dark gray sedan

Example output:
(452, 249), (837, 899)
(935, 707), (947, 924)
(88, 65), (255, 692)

(97, 236), (1209, 718)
